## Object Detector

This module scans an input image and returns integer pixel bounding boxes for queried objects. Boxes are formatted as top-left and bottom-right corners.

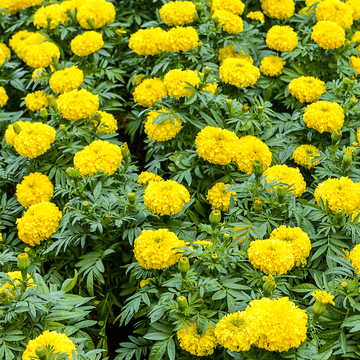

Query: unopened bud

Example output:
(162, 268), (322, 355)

(209, 210), (221, 230)
(204, 66), (211, 76)
(226, 99), (232, 107)
(341, 281), (348, 288)
(258, 106), (264, 114)
(342, 152), (352, 170)
(252, 159), (264, 177)
(59, 124), (66, 131)
(96, 169), (105, 175)
(86, 17), (96, 30)
(24, 247), (35, 258)
(211, 253), (218, 262)
(263, 274), (276, 296)
(128, 192), (136, 205)
(212, 16), (219, 27)
(66, 167), (80, 179)
(254, 199), (262, 213)
(312, 300), (327, 317)
(331, 129), (342, 144)
(344, 77), (353, 85)
(82, 201), (89, 208)
(205, 0), (212, 7)
(177, 296), (188, 311)
(195, 2), (203, 10)
(47, 94), (56, 110)
(13, 123), (21, 134)
(335, 208), (345, 225)
(17, 253), (30, 271)
(350, 96), (358, 106)
(178, 256), (190, 275)
(223, 233), (230, 242)
(40, 107), (48, 119)
(276, 185), (287, 203)
(242, 103), (249, 112)
(122, 142), (130, 158)
(51, 54), (59, 69)
(35, 346), (48, 360)
(198, 41), (203, 47)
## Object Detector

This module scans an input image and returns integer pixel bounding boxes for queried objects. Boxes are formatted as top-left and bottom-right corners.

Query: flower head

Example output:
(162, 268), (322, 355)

(0, 87), (8, 108)
(145, 109), (182, 141)
(76, 0), (115, 29)
(206, 183), (236, 212)
(260, 56), (285, 76)
(24, 42), (60, 68)
(0, 43), (11, 67)
(164, 69), (199, 99)
(91, 111), (118, 134)
(71, 31), (104, 56)
(316, 0), (353, 28)
(49, 66), (84, 94)
(219, 58), (260, 87)
(311, 290), (335, 305)
(212, 0), (245, 15)
(0, 271), (35, 293)
(218, 45), (253, 63)
(159, 1), (196, 26)
(289, 76), (326, 103)
(137, 171), (163, 186)
(34, 4), (68, 29)
(25, 91), (48, 111)
(129, 27), (166, 56)
(164, 26), (198, 52)
(261, 0), (295, 20)
(266, 25), (298, 52)
(292, 145), (320, 169)
(212, 10), (243, 34)
(246, 11), (265, 23)
(311, 21), (345, 49)
(133, 78), (167, 107)
(350, 244), (360, 274)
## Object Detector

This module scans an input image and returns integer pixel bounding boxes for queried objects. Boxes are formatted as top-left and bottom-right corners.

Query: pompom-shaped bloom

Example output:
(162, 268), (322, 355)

(134, 228), (186, 269)
(0, 43), (11, 67)
(350, 244), (360, 274)
(144, 179), (190, 216)
(22, 330), (77, 360)
(246, 297), (308, 352)
(1, 0), (43, 14)
(145, 109), (182, 141)
(129, 27), (166, 56)
(71, 31), (104, 56)
(266, 25), (298, 52)
(195, 126), (239, 165)
(289, 76), (326, 103)
(264, 164), (306, 198)
(260, 56), (285, 76)
(234, 135), (272, 174)
(269, 225), (311, 266)
(137, 171), (163, 186)
(92, 111), (118, 134)
(5, 121), (56, 159)
(164, 26), (198, 52)
(34, 4), (68, 29)
(261, 0), (295, 20)
(16, 202), (62, 246)
(160, 1), (196, 26)
(215, 311), (259, 352)
(24, 42), (60, 68)
(212, 10), (243, 34)
(73, 140), (123, 177)
(311, 290), (335, 305)
(76, 0), (115, 29)
(219, 58), (260, 87)
(177, 322), (217, 356)
(25, 90), (48, 111)
(16, 172), (54, 209)
(164, 69), (199, 99)
(311, 21), (345, 49)
(56, 89), (99, 121)
(206, 183), (236, 212)
(0, 86), (8, 108)
(218, 45), (253, 63)
(49, 66), (84, 94)
(347, 0), (360, 20)
(212, 0), (245, 15)
(0, 271), (35, 293)
(11, 32), (47, 60)
(292, 145), (320, 169)
(246, 11), (265, 23)
(316, 0), (353, 28)
(133, 78), (167, 107)
(303, 101), (344, 133)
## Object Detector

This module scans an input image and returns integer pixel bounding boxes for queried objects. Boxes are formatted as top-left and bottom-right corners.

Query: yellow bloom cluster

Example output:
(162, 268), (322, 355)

(311, 290), (335, 305)
(177, 322), (217, 356)
(264, 164), (306, 197)
(143, 179), (190, 215)
(5, 121), (56, 159)
(195, 126), (239, 165)
(266, 25), (298, 52)
(289, 76), (326, 103)
(269, 225), (311, 266)
(56, 89), (99, 121)
(0, 43), (11, 67)
(350, 244), (360, 274)
(137, 171), (163, 186)
(311, 21), (345, 50)
(164, 26), (198, 52)
(206, 182), (236, 212)
(22, 330), (77, 360)
(49, 66), (84, 94)
(218, 45), (253, 63)
(134, 228), (186, 269)
(159, 1), (196, 26)
(261, 0), (295, 20)
(71, 31), (104, 56)
(73, 140), (123, 177)
(0, 86), (8, 108)
(16, 202), (62, 246)
(219, 58), (260, 87)
(24, 42), (60, 68)
(92, 111), (118, 134)
(0, 271), (35, 293)
(260, 55), (285, 76)
(316, 0), (353, 28)
(303, 101), (344, 133)
(16, 172), (54, 209)
(145, 109), (182, 141)
(347, 0), (360, 20)
(246, 11), (265, 23)
(292, 144), (320, 169)
(76, 0), (116, 29)
(212, 10), (243, 34)
(0, 0), (43, 14)
(34, 4), (68, 29)
(9, 31), (46, 60)
(129, 27), (166, 56)
(164, 69), (199, 99)
(212, 0), (245, 15)
(25, 90), (48, 111)
(133, 78), (167, 107)
(234, 135), (272, 174)
(350, 56), (360, 74)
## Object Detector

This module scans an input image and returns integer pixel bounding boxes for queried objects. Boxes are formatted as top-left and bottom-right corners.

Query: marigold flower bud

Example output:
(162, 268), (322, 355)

(204, 66), (212, 76)
(252, 159), (264, 177)
(335, 208), (345, 224)
(82, 201), (89, 208)
(128, 192), (136, 204)
(223, 233), (230, 242)
(13, 123), (21, 134)
(66, 167), (80, 179)
(178, 256), (190, 274)
(350, 96), (358, 106)
(47, 94), (56, 110)
(312, 301), (327, 317)
(205, 0), (212, 7)
(263, 274), (276, 296)
(59, 124), (66, 131)
(242, 103), (249, 112)
(195, 3), (203, 10)
(121, 142), (130, 157)
(331, 129), (342, 144)
(258, 105), (264, 113)
(198, 41), (203, 47)
(35, 346), (48, 360)
(341, 281), (348, 288)
(24, 247), (35, 258)
(211, 253), (218, 262)
(254, 199), (262, 213)
(276, 185), (287, 203)
(343, 77), (353, 85)
(177, 296), (188, 311)
(40, 108), (48, 119)
(342, 152), (352, 169)
(209, 210), (221, 229)
(17, 253), (30, 271)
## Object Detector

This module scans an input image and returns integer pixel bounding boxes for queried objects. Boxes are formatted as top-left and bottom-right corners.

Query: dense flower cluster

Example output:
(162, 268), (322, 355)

(347, 0), (360, 20)
(266, 25), (298, 52)
(218, 45), (253, 63)
(24, 42), (60, 68)
(289, 76), (326, 103)
(316, 0), (353, 28)
(0, 86), (8, 108)
(133, 78), (167, 106)
(212, 10), (243, 34)
(260, 55), (285, 76)
(71, 31), (104, 56)
(311, 21), (345, 49)
(261, 0), (295, 20)
(25, 90), (48, 111)
(292, 144), (320, 169)
(164, 26), (198, 52)
(164, 69), (199, 99)
(9, 31), (46, 60)
(134, 229), (186, 269)
(33, 4), (68, 29)
(145, 109), (182, 141)
(219, 58), (260, 87)
(76, 0), (116, 29)
(206, 183), (236, 212)
(159, 1), (196, 26)
(49, 66), (84, 94)
(212, 0), (245, 15)
(350, 244), (360, 274)
(92, 111), (118, 134)
(129, 27), (166, 56)
(246, 11), (265, 23)
(137, 171), (163, 186)
(311, 290), (335, 305)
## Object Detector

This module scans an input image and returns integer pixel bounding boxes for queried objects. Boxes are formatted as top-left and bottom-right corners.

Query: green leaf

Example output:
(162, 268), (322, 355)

(149, 340), (168, 360)
(61, 269), (78, 293)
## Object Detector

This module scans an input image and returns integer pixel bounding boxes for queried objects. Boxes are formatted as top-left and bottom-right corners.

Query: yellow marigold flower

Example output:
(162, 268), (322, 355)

(16, 202), (62, 246)
(350, 56), (360, 75)
(234, 135), (272, 174)
(316, 0), (353, 28)
(22, 330), (77, 360)
(133, 78), (167, 107)
(311, 21), (345, 49)
(145, 109), (182, 141)
(25, 90), (48, 111)
(311, 290), (335, 305)
(303, 101), (344, 133)
(177, 322), (217, 356)
(16, 172), (54, 209)
(1, 0), (43, 14)
(76, 0), (115, 29)
(350, 243), (360, 274)
(49, 66), (84, 94)
(9, 30), (32, 55)
(73, 139), (123, 177)
(12, 32), (47, 60)
(292, 144), (320, 169)
(219, 58), (260, 87)
(264, 164), (306, 198)
(206, 182), (236, 212)
(137, 171), (163, 186)
(164, 69), (199, 99)
(289, 76), (326, 103)
(34, 4), (68, 29)
(246, 11), (265, 23)
(160, 1), (196, 26)
(347, 0), (360, 20)
(129, 27), (166, 56)
(260, 55), (285, 76)
(352, 31), (360, 47)
(56, 89), (99, 121)
(261, 0), (295, 20)
(0, 86), (8, 108)
(266, 25), (298, 52)
(71, 31), (104, 56)
(212, 10), (243, 34)
(91, 110), (118, 134)
(164, 26), (198, 52)
(212, 0), (245, 15)
(246, 297), (308, 352)
(218, 45), (253, 63)
(5, 121), (56, 159)
(0, 43), (11, 67)
(0, 271), (35, 293)
(24, 42), (60, 68)
(134, 228), (186, 269)
(214, 311), (259, 351)
(195, 126), (239, 165)
(143, 179), (190, 216)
